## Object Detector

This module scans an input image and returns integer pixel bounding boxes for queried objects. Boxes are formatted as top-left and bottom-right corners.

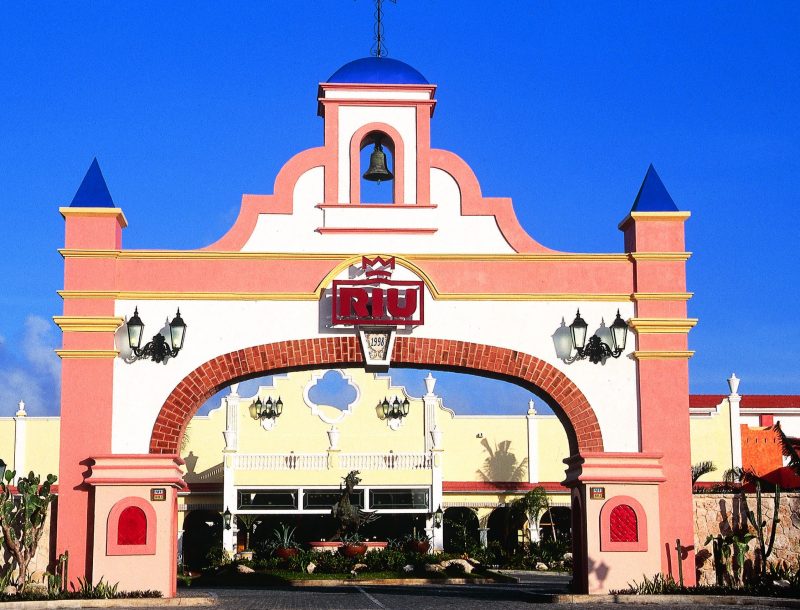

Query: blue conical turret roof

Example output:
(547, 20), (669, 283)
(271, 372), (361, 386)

(631, 164), (678, 212)
(70, 158), (115, 207)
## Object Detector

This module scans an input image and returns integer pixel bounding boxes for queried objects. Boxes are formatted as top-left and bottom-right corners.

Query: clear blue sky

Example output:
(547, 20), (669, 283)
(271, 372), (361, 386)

(1, 2), (799, 416)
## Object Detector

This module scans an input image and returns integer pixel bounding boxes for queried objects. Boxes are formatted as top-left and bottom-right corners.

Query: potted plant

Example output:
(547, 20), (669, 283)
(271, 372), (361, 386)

(236, 514), (261, 560)
(339, 533), (368, 558)
(405, 529), (431, 554)
(272, 523), (301, 559)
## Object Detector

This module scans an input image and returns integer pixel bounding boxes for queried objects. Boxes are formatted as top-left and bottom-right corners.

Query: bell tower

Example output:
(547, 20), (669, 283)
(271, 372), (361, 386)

(317, 57), (437, 205)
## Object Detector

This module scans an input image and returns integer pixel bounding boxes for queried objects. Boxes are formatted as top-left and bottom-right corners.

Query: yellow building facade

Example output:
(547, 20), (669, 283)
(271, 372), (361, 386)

(3, 370), (772, 567)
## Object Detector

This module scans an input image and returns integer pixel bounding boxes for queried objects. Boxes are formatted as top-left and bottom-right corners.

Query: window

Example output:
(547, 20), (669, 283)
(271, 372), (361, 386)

(599, 495), (648, 552)
(360, 134), (395, 204)
(238, 490), (297, 510)
(609, 504), (638, 543)
(303, 490), (363, 510)
(106, 496), (157, 555)
(117, 506), (147, 545)
(349, 123), (405, 205)
(369, 488), (429, 509)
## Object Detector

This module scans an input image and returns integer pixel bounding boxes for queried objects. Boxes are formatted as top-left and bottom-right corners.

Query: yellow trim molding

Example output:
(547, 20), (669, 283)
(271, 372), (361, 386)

(58, 207), (128, 228)
(55, 349), (119, 359)
(633, 292), (694, 301)
(59, 290), (316, 301)
(438, 293), (630, 302)
(629, 252), (692, 262)
(53, 316), (124, 332)
(618, 211), (691, 229)
(629, 211), (691, 221)
(58, 249), (631, 263)
(628, 318), (698, 334)
(633, 350), (695, 360)
(58, 289), (634, 303)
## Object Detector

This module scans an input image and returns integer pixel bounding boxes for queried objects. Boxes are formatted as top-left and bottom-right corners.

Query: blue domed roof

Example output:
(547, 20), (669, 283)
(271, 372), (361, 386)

(327, 57), (428, 85)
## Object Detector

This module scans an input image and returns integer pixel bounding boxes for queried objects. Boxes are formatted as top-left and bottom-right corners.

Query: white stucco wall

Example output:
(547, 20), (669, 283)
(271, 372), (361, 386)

(242, 166), (516, 254)
(111, 283), (637, 455)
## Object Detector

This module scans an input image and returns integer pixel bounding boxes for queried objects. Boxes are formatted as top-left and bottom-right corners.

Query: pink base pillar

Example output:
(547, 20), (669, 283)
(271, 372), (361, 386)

(565, 453), (666, 594)
(85, 455), (185, 597)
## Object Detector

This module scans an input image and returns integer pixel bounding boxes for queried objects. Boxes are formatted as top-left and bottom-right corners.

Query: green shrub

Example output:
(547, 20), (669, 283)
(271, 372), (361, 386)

(612, 570), (800, 598)
(307, 551), (353, 574)
(204, 547), (230, 570)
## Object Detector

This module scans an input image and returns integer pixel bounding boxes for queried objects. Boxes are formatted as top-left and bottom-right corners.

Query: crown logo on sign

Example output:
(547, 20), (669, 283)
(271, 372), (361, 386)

(362, 256), (396, 280)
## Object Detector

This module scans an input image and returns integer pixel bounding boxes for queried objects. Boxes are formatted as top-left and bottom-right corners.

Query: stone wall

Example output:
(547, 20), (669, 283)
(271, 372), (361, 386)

(694, 492), (800, 584)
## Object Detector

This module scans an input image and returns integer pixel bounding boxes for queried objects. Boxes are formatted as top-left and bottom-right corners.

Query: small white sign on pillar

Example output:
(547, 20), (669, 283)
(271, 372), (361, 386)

(358, 327), (396, 367)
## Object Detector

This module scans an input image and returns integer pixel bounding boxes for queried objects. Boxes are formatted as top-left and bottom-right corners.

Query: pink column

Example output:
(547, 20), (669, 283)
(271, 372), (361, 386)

(621, 211), (696, 584)
(57, 208), (125, 585)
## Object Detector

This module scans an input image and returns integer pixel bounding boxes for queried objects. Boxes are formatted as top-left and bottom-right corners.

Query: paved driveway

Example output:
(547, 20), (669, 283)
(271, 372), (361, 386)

(113, 581), (800, 610)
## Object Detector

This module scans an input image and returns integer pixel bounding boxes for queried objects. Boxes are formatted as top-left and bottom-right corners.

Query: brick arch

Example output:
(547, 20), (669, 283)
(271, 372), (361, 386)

(149, 337), (603, 454)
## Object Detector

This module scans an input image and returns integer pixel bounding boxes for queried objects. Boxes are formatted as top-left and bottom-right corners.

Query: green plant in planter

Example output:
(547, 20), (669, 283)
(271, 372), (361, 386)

(340, 532), (365, 544)
(236, 514), (261, 552)
(405, 529), (431, 553)
(271, 523), (301, 559)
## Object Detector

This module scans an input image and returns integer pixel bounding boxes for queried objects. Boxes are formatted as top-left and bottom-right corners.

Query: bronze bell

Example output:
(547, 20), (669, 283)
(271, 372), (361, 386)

(363, 140), (394, 183)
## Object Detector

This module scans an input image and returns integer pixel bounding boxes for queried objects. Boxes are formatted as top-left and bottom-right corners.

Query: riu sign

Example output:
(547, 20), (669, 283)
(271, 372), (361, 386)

(331, 256), (424, 327)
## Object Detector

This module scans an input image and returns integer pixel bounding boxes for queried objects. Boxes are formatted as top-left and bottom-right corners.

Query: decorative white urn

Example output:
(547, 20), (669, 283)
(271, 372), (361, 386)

(327, 426), (340, 450)
(430, 425), (443, 449)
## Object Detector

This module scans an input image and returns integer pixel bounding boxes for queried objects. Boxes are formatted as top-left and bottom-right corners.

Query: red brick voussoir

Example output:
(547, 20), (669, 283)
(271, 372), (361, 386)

(149, 337), (603, 454)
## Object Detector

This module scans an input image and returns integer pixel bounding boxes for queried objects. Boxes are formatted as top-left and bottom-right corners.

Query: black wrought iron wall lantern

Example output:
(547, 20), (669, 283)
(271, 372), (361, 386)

(376, 396), (410, 431)
(249, 396), (283, 421)
(565, 309), (629, 364)
(126, 307), (187, 363)
(433, 505), (444, 529)
(249, 396), (283, 431)
(223, 507), (232, 530)
(380, 396), (410, 420)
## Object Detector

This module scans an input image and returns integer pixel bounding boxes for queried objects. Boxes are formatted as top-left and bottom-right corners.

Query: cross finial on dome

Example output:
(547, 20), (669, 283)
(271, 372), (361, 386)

(371, 0), (397, 58)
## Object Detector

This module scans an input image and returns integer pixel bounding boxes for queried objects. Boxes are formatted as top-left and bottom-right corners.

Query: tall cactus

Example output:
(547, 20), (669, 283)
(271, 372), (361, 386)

(746, 479), (781, 578)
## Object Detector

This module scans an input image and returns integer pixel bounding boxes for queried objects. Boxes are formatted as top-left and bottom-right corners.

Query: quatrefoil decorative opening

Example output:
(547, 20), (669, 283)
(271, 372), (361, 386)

(303, 369), (360, 424)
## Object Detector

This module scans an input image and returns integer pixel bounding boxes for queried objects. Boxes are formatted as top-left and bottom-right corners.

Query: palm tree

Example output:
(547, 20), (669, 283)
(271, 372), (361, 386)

(510, 486), (555, 541)
(236, 514), (260, 551)
(691, 461), (717, 485)
(773, 423), (800, 477)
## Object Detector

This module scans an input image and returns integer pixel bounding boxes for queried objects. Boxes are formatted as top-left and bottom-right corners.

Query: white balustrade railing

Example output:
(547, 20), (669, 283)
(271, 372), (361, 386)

(197, 463), (224, 480)
(231, 452), (432, 471)
(233, 453), (328, 471)
(339, 452), (432, 471)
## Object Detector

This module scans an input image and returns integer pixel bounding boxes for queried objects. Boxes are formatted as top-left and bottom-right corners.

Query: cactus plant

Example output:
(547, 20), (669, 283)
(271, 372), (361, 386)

(0, 468), (58, 592)
(745, 478), (780, 579)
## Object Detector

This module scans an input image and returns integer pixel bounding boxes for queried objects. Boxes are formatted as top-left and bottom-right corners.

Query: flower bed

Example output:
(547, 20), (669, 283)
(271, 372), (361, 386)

(308, 541), (388, 553)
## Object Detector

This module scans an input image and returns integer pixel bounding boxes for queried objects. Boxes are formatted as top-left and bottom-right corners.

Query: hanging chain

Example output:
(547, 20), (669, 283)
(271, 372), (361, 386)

(370, 0), (397, 58)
